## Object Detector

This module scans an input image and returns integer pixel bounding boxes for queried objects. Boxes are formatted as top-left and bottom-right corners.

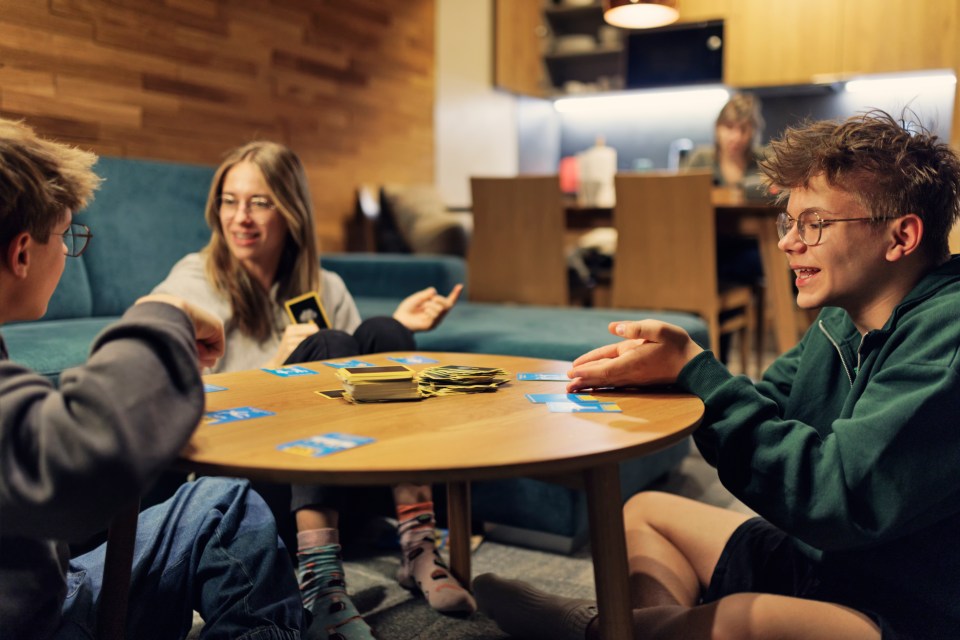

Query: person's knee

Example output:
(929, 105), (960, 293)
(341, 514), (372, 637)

(623, 491), (689, 530)
(708, 594), (758, 640)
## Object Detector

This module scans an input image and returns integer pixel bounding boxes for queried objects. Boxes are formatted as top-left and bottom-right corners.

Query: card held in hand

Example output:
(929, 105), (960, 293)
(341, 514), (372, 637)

(284, 291), (331, 329)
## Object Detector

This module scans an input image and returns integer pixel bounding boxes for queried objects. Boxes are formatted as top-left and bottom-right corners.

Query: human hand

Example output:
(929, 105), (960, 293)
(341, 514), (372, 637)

(265, 323), (320, 369)
(135, 294), (225, 369)
(566, 320), (703, 392)
(393, 284), (463, 332)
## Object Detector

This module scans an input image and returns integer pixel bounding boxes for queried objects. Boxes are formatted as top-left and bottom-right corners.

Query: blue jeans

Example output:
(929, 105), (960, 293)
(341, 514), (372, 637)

(57, 477), (303, 640)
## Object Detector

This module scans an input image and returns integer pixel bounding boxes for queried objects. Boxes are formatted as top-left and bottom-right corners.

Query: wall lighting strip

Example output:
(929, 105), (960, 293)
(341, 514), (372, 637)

(844, 71), (956, 94)
(553, 86), (730, 115)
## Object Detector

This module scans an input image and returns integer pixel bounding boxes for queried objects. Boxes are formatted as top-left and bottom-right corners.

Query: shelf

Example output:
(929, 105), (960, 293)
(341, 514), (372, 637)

(544, 46), (623, 87)
(544, 4), (607, 38)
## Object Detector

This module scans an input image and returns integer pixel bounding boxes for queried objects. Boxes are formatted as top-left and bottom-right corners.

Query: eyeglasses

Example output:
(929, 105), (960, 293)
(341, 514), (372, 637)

(55, 222), (92, 258)
(776, 210), (898, 246)
(217, 194), (277, 216)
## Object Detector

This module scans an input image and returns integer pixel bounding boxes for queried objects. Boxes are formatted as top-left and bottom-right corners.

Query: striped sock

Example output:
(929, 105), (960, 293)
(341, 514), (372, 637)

(298, 529), (374, 640)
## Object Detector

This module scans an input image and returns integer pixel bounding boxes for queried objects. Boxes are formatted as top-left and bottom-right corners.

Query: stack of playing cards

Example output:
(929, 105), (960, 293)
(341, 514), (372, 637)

(418, 365), (510, 397)
(336, 365), (422, 402)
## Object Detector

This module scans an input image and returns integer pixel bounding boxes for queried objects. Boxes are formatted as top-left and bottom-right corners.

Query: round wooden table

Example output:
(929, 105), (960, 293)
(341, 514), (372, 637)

(182, 352), (704, 640)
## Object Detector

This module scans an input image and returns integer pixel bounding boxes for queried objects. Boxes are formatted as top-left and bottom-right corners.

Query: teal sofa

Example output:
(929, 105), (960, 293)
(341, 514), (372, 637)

(3, 156), (709, 552)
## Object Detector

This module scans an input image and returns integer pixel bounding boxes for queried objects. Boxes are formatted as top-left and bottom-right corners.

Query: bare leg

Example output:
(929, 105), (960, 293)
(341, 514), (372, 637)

(477, 491), (881, 640)
(296, 506), (338, 531)
(622, 491), (751, 608)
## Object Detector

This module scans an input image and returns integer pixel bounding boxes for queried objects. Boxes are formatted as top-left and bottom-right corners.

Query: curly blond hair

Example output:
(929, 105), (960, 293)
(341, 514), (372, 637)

(761, 110), (960, 263)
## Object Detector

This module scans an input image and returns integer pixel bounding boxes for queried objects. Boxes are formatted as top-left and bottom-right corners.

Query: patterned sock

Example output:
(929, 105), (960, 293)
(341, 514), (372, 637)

(395, 501), (477, 615)
(297, 529), (375, 640)
(473, 573), (598, 640)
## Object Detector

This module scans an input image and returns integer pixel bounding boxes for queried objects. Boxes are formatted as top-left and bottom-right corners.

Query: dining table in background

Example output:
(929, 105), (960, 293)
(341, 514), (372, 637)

(566, 187), (804, 355)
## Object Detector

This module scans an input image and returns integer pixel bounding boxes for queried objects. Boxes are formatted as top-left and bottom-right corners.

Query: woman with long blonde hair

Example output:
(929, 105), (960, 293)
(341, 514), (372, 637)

(154, 141), (473, 639)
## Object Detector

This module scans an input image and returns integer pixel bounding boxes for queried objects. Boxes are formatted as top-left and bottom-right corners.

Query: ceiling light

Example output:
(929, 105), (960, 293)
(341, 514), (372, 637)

(603, 0), (679, 29)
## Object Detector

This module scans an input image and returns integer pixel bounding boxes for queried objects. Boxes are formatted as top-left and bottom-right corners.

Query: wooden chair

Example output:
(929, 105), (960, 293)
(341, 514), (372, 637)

(610, 172), (756, 373)
(469, 176), (569, 306)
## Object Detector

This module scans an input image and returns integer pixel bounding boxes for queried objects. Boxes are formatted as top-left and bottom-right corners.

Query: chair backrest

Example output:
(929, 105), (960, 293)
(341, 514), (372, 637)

(611, 172), (720, 319)
(469, 176), (568, 306)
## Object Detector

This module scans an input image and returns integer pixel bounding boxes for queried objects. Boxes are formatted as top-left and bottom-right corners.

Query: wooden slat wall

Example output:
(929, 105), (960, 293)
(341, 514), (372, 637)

(0, 0), (435, 251)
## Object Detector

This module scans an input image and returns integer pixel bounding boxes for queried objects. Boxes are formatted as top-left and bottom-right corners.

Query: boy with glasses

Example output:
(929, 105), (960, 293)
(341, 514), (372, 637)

(474, 110), (960, 639)
(0, 118), (306, 639)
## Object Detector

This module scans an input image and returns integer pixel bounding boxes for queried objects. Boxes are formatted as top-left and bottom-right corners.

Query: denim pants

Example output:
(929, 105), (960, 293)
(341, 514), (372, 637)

(57, 477), (303, 640)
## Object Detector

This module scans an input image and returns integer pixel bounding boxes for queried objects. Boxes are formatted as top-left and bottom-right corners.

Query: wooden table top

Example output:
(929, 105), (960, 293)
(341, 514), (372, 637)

(179, 352), (704, 485)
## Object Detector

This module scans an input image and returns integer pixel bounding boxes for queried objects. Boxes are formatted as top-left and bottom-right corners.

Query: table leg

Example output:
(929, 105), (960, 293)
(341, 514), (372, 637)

(756, 221), (800, 353)
(97, 499), (140, 640)
(584, 464), (632, 640)
(446, 480), (472, 587)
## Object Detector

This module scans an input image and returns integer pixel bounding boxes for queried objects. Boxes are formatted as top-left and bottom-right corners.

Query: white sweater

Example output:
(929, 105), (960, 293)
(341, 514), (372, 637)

(152, 253), (362, 373)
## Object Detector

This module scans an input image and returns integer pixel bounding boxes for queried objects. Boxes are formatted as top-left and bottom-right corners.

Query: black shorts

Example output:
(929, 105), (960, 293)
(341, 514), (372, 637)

(702, 517), (910, 640)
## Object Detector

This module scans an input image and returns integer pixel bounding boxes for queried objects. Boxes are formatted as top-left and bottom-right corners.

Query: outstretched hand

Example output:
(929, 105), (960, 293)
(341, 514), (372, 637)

(393, 284), (463, 332)
(566, 320), (702, 392)
(135, 294), (225, 369)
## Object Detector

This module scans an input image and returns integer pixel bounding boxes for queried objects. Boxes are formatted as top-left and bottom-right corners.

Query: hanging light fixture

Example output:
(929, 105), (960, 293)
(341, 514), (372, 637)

(603, 0), (679, 29)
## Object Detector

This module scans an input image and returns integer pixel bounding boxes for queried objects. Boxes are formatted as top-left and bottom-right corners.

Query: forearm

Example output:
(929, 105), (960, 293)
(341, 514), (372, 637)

(0, 303), (204, 541)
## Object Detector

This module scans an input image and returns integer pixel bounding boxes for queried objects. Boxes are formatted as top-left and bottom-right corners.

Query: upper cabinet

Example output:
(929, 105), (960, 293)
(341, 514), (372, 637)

(839, 0), (959, 76)
(494, 0), (550, 97)
(724, 0), (959, 87)
(494, 0), (960, 95)
(724, 0), (843, 87)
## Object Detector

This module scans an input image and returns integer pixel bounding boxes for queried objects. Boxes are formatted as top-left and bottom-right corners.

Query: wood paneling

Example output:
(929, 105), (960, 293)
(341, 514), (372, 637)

(0, 0), (435, 251)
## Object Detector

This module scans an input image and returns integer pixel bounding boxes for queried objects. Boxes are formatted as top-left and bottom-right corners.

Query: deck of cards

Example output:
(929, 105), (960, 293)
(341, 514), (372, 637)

(336, 365), (422, 403)
(418, 365), (510, 397)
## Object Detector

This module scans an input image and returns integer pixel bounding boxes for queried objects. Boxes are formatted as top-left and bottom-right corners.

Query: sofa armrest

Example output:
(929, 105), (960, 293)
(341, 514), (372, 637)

(320, 253), (468, 300)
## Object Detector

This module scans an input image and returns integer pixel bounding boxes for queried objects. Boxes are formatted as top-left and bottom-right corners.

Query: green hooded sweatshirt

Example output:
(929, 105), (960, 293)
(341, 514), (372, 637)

(678, 255), (960, 637)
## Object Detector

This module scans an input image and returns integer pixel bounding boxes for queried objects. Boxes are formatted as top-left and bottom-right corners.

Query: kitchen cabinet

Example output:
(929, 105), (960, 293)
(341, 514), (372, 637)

(839, 0), (959, 76)
(724, 0), (843, 87)
(494, 0), (550, 97)
(542, 2), (623, 92)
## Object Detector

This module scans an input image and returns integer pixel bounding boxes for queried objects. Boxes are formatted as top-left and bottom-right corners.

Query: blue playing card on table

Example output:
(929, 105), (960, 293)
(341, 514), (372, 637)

(261, 365), (317, 377)
(517, 372), (569, 381)
(388, 355), (440, 365)
(204, 406), (275, 425)
(322, 359), (375, 369)
(277, 433), (376, 457)
(204, 383), (228, 393)
(525, 393), (600, 404)
(546, 402), (622, 413)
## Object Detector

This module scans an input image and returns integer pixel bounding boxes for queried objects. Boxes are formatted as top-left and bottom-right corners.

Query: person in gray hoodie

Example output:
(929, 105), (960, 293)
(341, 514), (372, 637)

(0, 117), (304, 639)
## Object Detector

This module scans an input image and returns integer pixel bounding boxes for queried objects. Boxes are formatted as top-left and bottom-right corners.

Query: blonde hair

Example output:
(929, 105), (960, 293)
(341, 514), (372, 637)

(0, 118), (101, 251)
(716, 93), (765, 154)
(203, 141), (319, 342)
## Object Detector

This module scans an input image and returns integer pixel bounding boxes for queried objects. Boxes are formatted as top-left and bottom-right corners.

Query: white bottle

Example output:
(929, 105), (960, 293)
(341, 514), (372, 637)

(579, 137), (617, 207)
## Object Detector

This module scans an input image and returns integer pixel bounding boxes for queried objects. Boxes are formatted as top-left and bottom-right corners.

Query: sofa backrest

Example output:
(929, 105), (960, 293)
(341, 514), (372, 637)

(46, 156), (216, 318)
(320, 253), (469, 301)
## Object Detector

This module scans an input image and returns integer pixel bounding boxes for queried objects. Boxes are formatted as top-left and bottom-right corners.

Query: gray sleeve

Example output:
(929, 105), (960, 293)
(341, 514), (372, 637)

(0, 303), (204, 542)
(320, 270), (362, 334)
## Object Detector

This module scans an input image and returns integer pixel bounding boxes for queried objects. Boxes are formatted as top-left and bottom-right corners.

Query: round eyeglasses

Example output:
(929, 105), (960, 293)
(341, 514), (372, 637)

(776, 210), (897, 246)
(217, 195), (277, 216)
(55, 222), (93, 257)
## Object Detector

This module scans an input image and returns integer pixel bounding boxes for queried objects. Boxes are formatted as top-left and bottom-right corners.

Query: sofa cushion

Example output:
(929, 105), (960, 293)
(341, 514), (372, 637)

(3, 317), (114, 383)
(81, 156), (215, 316)
(381, 185), (471, 256)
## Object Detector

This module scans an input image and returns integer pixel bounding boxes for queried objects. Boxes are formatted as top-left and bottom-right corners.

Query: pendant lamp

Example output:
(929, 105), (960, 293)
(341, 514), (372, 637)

(603, 0), (679, 29)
